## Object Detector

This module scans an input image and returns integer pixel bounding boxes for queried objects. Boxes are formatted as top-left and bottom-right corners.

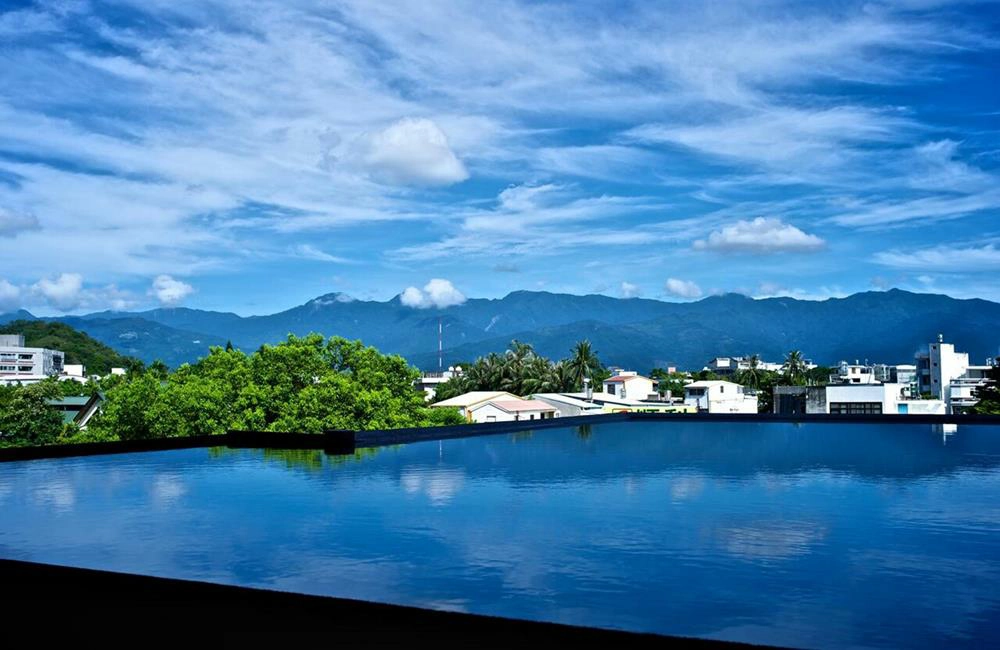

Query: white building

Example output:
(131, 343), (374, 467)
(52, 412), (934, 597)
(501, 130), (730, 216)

(831, 361), (880, 385)
(467, 399), (557, 423)
(430, 391), (521, 421)
(415, 366), (463, 401)
(704, 356), (788, 375)
(602, 369), (657, 400)
(914, 334), (995, 413)
(947, 365), (993, 414)
(531, 393), (605, 417)
(0, 334), (65, 379)
(684, 380), (758, 414)
(774, 383), (946, 415)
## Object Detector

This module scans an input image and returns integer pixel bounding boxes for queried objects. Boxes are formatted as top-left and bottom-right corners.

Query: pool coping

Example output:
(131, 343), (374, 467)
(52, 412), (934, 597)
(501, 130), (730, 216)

(1, 411), (998, 462)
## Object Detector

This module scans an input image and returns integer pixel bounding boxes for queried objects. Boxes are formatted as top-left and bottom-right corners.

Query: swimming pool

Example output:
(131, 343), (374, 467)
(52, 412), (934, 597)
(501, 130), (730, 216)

(2, 420), (999, 648)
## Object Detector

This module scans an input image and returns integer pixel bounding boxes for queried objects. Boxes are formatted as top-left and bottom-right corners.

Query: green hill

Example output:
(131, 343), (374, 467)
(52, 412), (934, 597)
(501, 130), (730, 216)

(0, 320), (136, 375)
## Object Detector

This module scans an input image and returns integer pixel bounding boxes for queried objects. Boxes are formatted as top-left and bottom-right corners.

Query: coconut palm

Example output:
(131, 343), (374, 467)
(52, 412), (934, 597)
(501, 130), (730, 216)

(783, 350), (807, 385)
(736, 354), (764, 390)
(565, 340), (604, 391)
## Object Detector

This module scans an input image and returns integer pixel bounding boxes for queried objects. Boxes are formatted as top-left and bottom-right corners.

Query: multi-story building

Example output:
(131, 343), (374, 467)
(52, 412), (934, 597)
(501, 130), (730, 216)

(0, 334), (64, 380)
(916, 334), (969, 398)
(703, 356), (785, 376)
(774, 384), (946, 415)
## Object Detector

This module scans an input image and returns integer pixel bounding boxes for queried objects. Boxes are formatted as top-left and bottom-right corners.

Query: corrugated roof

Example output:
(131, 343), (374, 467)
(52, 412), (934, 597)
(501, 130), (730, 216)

(431, 391), (517, 407)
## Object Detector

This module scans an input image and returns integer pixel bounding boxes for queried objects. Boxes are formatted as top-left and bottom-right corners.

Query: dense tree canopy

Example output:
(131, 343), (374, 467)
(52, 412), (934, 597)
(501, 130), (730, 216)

(432, 340), (609, 402)
(0, 334), (463, 447)
(971, 360), (1000, 415)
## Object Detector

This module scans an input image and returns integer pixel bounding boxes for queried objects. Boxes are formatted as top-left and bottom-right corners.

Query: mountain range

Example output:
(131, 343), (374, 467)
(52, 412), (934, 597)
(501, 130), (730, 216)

(2, 289), (999, 371)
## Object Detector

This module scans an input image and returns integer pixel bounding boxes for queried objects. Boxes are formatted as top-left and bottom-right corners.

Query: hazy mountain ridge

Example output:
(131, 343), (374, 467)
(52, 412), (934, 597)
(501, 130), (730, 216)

(2, 289), (999, 370)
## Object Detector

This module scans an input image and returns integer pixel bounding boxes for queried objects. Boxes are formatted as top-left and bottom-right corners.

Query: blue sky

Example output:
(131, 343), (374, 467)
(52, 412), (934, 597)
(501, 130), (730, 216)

(0, 0), (998, 315)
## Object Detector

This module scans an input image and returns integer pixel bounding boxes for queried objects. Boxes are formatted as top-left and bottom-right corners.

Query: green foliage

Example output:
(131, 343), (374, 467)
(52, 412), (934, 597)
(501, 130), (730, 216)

(432, 339), (609, 401)
(649, 368), (688, 396)
(805, 366), (834, 385)
(782, 350), (808, 386)
(0, 381), (64, 447)
(971, 359), (1000, 415)
(0, 320), (137, 375)
(81, 334), (450, 444)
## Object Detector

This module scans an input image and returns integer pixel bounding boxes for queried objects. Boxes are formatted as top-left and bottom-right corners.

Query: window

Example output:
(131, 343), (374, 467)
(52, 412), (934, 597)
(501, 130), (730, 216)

(720, 385), (725, 393)
(0, 365), (14, 371)
(18, 354), (32, 360)
(830, 402), (882, 415)
(18, 366), (32, 372)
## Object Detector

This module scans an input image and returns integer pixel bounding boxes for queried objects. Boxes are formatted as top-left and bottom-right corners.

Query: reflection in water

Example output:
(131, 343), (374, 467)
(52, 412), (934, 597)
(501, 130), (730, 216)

(1, 420), (1000, 649)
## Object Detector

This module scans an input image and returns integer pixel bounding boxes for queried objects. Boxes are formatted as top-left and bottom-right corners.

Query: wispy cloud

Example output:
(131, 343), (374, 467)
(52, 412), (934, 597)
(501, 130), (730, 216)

(875, 243), (1000, 271)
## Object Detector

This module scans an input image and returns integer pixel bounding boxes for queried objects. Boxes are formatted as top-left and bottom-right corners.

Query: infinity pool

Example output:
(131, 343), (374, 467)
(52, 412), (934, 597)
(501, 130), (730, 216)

(2, 421), (999, 648)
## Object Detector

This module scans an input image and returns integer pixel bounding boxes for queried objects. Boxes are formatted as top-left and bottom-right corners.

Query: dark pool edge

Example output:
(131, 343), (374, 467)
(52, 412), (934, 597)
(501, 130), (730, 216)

(2, 411), (999, 462)
(0, 558), (780, 649)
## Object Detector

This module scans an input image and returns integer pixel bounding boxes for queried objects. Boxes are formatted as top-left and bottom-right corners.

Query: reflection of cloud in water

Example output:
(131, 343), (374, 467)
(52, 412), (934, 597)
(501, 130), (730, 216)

(400, 468), (466, 505)
(670, 475), (704, 502)
(720, 521), (827, 562)
(31, 480), (75, 512)
(152, 474), (187, 505)
(0, 480), (11, 504)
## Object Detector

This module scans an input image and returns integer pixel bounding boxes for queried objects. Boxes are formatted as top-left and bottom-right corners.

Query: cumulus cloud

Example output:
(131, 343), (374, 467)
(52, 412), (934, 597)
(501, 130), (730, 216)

(621, 281), (640, 298)
(874, 244), (1000, 271)
(400, 279), (466, 309)
(0, 278), (20, 310)
(664, 278), (703, 299)
(694, 217), (825, 254)
(150, 274), (194, 305)
(32, 273), (84, 311)
(0, 208), (40, 237)
(354, 118), (469, 186)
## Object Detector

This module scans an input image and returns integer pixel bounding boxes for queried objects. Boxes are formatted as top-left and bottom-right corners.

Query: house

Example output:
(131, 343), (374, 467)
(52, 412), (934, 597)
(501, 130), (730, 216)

(831, 361), (880, 385)
(773, 384), (946, 415)
(602, 369), (657, 400)
(531, 393), (605, 417)
(0, 334), (65, 380)
(429, 391), (520, 421)
(704, 356), (786, 376)
(684, 380), (758, 414)
(467, 399), (557, 423)
(561, 391), (694, 414)
(45, 393), (104, 430)
(915, 334), (995, 412)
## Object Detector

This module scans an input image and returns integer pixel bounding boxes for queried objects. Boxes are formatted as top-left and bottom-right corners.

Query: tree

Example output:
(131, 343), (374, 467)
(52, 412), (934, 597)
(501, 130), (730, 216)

(782, 350), (807, 386)
(734, 354), (764, 390)
(0, 381), (65, 447)
(649, 368), (688, 397)
(971, 360), (1000, 415)
(564, 340), (605, 392)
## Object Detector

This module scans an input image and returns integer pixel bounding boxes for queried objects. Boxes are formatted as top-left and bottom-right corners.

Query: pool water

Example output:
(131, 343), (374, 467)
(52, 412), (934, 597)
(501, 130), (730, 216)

(2, 421), (999, 648)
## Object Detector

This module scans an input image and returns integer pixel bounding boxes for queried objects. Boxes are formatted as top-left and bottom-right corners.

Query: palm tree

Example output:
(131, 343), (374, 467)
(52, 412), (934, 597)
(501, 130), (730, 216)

(565, 340), (604, 391)
(736, 354), (763, 390)
(783, 350), (807, 385)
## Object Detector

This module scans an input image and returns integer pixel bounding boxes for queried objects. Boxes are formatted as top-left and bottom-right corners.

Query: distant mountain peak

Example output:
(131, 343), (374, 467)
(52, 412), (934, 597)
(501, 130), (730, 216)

(308, 292), (356, 307)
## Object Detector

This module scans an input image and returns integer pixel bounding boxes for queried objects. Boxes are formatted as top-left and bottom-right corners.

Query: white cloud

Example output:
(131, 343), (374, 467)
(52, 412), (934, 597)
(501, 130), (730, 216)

(353, 118), (469, 186)
(694, 217), (825, 254)
(400, 278), (466, 309)
(0, 279), (21, 311)
(0, 208), (40, 237)
(620, 281), (640, 298)
(292, 244), (351, 264)
(664, 278), (703, 299)
(32, 273), (84, 311)
(150, 274), (194, 306)
(874, 244), (1000, 271)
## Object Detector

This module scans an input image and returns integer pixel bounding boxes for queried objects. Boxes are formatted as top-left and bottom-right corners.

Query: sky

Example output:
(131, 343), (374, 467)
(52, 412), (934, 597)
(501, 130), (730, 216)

(0, 0), (999, 316)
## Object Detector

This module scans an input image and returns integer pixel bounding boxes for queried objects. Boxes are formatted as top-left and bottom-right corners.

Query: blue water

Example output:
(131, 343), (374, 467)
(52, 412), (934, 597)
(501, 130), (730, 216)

(2, 421), (1000, 648)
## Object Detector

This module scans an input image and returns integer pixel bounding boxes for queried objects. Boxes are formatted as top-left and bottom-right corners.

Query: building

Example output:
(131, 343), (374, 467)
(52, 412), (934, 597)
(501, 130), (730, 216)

(684, 380), (758, 414)
(531, 393), (605, 417)
(429, 391), (521, 421)
(703, 356), (787, 376)
(773, 384), (946, 415)
(0, 334), (65, 380)
(916, 334), (970, 398)
(415, 366), (463, 401)
(947, 365), (993, 414)
(45, 393), (104, 430)
(467, 399), (557, 423)
(831, 361), (879, 385)
(602, 369), (657, 400)
(557, 391), (695, 414)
